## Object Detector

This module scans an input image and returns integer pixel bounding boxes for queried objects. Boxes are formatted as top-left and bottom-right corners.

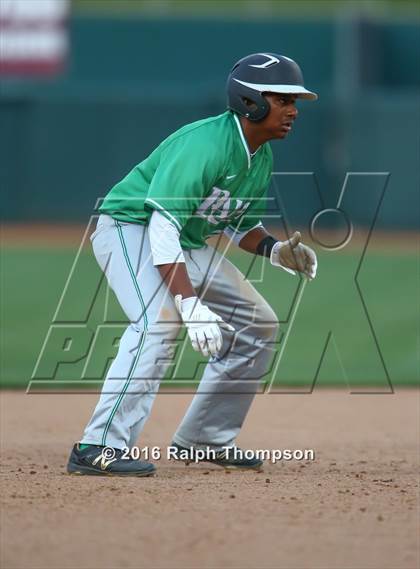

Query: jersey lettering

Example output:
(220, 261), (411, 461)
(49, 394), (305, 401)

(196, 187), (251, 225)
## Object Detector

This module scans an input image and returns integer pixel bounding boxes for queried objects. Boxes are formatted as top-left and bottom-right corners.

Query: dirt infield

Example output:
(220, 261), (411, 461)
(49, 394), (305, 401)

(0, 389), (418, 569)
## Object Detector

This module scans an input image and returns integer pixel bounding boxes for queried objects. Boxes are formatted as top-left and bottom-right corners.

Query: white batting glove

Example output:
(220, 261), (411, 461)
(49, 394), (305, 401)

(175, 295), (235, 358)
(270, 231), (318, 280)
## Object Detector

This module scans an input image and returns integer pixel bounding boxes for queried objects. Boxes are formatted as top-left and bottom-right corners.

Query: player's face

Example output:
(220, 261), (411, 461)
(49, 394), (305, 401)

(261, 93), (298, 139)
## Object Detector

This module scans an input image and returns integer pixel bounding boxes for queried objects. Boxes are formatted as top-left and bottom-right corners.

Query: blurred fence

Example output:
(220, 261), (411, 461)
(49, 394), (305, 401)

(1, 15), (419, 228)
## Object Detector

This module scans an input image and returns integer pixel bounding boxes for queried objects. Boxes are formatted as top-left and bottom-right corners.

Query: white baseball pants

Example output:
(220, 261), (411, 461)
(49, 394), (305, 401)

(81, 215), (279, 450)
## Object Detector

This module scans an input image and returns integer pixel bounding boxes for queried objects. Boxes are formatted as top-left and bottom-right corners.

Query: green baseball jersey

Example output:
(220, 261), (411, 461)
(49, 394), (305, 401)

(99, 110), (273, 249)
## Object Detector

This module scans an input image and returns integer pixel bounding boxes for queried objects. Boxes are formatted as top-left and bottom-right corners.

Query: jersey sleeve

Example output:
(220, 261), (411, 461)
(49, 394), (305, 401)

(144, 131), (225, 231)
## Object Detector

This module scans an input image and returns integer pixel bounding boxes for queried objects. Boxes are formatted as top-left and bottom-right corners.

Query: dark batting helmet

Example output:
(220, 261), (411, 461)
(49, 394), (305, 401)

(227, 52), (317, 121)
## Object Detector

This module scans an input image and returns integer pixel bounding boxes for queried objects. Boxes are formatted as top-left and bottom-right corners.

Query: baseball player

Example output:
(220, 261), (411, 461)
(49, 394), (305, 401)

(67, 53), (318, 476)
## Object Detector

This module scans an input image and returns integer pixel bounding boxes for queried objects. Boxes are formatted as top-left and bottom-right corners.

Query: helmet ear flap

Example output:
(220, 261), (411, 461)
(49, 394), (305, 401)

(249, 92), (270, 121)
(227, 81), (270, 122)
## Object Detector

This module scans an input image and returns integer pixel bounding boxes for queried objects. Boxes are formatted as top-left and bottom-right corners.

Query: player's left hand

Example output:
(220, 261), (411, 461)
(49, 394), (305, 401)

(270, 231), (317, 280)
(175, 295), (235, 358)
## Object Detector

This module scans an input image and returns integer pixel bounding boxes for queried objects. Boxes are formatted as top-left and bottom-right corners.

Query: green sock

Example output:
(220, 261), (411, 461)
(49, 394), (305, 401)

(79, 444), (92, 450)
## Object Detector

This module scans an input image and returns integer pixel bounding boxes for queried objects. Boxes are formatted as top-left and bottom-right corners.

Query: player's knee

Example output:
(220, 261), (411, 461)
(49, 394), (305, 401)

(130, 322), (144, 334)
(130, 321), (181, 340)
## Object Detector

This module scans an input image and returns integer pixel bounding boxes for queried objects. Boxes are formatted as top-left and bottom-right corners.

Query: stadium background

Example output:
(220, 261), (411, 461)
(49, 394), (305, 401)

(1, 0), (419, 389)
(1, 4), (419, 569)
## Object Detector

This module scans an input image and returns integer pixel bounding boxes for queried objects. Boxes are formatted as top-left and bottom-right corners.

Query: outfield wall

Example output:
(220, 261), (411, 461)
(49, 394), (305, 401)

(1, 16), (419, 229)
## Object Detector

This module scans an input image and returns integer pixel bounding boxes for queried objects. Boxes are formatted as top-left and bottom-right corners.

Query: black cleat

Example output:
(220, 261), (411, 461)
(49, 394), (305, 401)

(170, 442), (263, 471)
(67, 444), (156, 477)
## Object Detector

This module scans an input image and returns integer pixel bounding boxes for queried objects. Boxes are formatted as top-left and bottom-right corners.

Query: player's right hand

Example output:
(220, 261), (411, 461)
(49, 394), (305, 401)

(270, 231), (317, 280)
(175, 295), (235, 358)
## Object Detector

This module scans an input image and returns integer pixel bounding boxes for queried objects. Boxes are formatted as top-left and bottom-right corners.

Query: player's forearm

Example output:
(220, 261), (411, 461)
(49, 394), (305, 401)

(157, 263), (196, 299)
(238, 226), (273, 255)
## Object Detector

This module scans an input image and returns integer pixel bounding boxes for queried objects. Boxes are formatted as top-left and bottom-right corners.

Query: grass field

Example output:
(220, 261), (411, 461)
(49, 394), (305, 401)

(1, 238), (418, 390)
